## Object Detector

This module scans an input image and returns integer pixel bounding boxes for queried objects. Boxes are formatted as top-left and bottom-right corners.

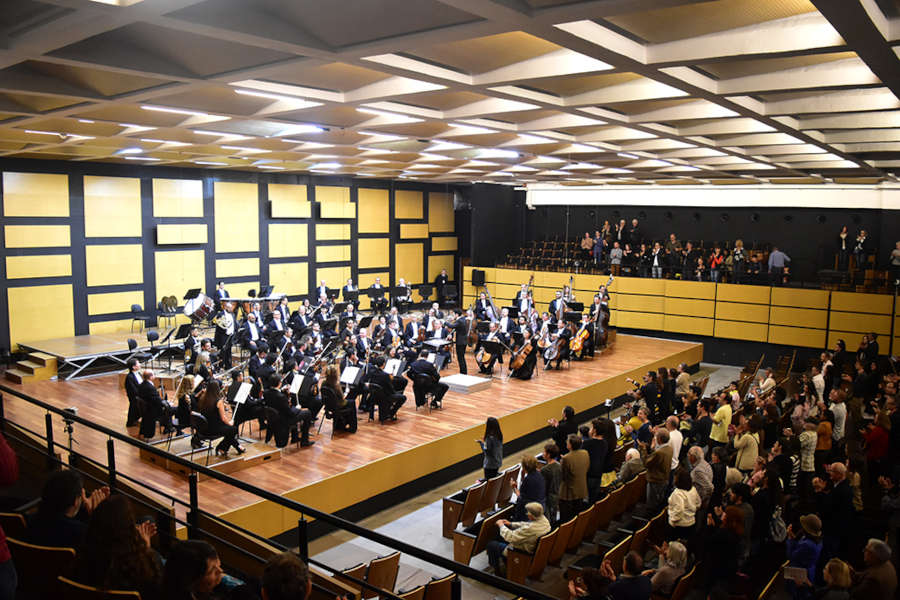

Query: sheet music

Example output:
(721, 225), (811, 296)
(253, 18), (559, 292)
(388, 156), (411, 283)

(340, 366), (361, 385)
(232, 382), (252, 405)
(426, 352), (437, 364)
(385, 358), (403, 377)
(289, 374), (304, 395)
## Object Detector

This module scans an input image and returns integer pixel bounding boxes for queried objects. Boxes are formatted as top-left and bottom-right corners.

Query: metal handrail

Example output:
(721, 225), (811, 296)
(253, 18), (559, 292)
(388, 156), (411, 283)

(0, 383), (555, 600)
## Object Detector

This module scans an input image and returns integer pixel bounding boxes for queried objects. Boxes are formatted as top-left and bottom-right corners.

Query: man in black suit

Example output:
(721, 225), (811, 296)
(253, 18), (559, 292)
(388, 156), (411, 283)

(479, 322), (507, 375)
(497, 307), (518, 338)
(627, 217), (641, 246)
(124, 358), (142, 427)
(276, 296), (290, 323)
(573, 314), (595, 359)
(242, 313), (262, 351)
(214, 281), (229, 308)
(361, 356), (405, 422)
(263, 375), (314, 447)
(548, 291), (564, 320)
(407, 349), (449, 408)
(342, 278), (359, 311)
(404, 314), (424, 345)
(449, 309), (469, 375)
(214, 301), (235, 369)
(265, 310), (286, 340)
(681, 242), (698, 280)
(434, 269), (449, 303)
(314, 280), (328, 303)
(138, 370), (174, 439)
(474, 292), (495, 321)
(183, 327), (200, 367)
(545, 320), (572, 370)
(356, 328), (374, 358)
(249, 347), (268, 381)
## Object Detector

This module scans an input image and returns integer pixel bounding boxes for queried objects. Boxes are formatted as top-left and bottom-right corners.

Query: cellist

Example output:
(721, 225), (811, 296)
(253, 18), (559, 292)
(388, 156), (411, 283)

(477, 321), (507, 375)
(571, 313), (595, 360)
(510, 329), (537, 380)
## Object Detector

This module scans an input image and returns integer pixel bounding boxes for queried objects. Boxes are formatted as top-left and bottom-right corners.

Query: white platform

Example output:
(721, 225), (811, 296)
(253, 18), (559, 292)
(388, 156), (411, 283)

(441, 373), (493, 394)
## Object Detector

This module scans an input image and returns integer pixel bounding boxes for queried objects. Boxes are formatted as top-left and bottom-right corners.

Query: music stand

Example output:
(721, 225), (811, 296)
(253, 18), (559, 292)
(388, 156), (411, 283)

(506, 306), (519, 319)
(344, 289), (359, 304)
(358, 315), (374, 329)
(479, 340), (506, 378)
(326, 288), (340, 300)
(425, 353), (447, 371)
(568, 301), (585, 312)
(476, 321), (491, 334)
(184, 288), (201, 301)
(340, 365), (364, 386)
(442, 283), (458, 307)
(564, 311), (582, 324)
(259, 285), (274, 298)
(366, 287), (388, 313)
(174, 323), (193, 340)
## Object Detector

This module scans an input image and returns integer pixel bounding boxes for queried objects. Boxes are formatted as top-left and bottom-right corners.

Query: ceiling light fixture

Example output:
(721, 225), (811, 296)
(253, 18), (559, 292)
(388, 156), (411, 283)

(124, 156), (160, 161)
(24, 129), (62, 136)
(617, 152), (639, 159)
(77, 119), (95, 124)
(142, 105), (212, 117)
(140, 138), (190, 146)
(310, 162), (341, 170)
(275, 124), (325, 136)
(478, 149), (520, 159)
(116, 147), (143, 155)
(358, 131), (405, 140)
(194, 161), (227, 166)
(258, 165), (285, 170)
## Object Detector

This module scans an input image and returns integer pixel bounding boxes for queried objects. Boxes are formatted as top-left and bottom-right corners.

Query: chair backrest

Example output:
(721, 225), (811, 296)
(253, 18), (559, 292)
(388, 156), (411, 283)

(127, 338), (137, 351)
(669, 562), (699, 600)
(648, 507), (668, 546)
(497, 464), (520, 505)
(423, 574), (456, 600)
(365, 552), (401, 600)
(603, 535), (631, 576)
(458, 480), (486, 528)
(594, 495), (615, 533)
(0, 512), (27, 538)
(607, 485), (626, 518)
(57, 576), (142, 600)
(627, 471), (647, 508)
(398, 585), (426, 600)
(131, 304), (142, 314)
(527, 528), (558, 578)
(478, 472), (505, 514)
(566, 506), (592, 552)
(339, 563), (368, 596)
(581, 499), (604, 542)
(7, 537), (76, 599)
(190, 411), (210, 436)
(548, 517), (576, 565)
(630, 520), (651, 556)
(321, 385), (340, 414)
(147, 330), (159, 343)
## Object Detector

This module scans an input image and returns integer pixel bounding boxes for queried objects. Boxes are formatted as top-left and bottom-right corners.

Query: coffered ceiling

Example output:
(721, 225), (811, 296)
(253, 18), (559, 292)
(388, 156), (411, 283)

(2, 0), (900, 185)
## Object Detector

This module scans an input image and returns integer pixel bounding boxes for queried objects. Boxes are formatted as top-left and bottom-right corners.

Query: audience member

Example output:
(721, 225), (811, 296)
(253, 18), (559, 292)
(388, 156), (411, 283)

(261, 552), (311, 600)
(512, 454), (546, 521)
(601, 550), (651, 600)
(486, 502), (551, 576)
(26, 469), (109, 548)
(559, 434), (590, 523)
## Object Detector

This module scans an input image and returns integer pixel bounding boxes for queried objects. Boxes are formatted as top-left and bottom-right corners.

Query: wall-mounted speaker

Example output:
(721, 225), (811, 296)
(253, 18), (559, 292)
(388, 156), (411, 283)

(816, 215), (826, 224)
(751, 213), (760, 223)
(664, 211), (673, 221)
(472, 269), (485, 287)
(692, 212), (701, 221)
(784, 215), (793, 222)
(720, 213), (729, 222)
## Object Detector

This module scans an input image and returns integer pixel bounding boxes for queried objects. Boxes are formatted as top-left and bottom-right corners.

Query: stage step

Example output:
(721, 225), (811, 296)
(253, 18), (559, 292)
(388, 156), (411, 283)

(27, 352), (58, 368)
(4, 369), (29, 384)
(6, 354), (58, 384)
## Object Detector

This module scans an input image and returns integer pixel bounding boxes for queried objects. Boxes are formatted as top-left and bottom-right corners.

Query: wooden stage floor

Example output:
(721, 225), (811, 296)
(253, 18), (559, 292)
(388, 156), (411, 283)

(0, 333), (702, 537)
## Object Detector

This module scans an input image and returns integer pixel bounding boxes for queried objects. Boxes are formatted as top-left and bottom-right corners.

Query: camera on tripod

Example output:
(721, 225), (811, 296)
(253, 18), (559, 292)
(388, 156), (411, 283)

(62, 407), (78, 427)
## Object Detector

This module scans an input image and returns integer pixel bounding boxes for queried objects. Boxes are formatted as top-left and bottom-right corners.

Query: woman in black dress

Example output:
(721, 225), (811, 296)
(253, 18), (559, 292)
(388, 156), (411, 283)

(197, 380), (243, 456)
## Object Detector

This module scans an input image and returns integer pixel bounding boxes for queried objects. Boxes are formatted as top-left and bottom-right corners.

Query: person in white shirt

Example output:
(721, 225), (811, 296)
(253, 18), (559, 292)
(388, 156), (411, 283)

(829, 388), (847, 442)
(665, 416), (683, 470)
(811, 364), (825, 402)
(758, 368), (776, 396)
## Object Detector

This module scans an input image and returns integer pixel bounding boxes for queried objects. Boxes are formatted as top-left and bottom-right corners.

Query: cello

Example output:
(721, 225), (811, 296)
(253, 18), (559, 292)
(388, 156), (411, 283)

(509, 336), (533, 370)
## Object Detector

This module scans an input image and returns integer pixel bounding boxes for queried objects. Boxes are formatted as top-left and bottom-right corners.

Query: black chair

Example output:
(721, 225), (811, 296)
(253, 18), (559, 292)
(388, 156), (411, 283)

(412, 374), (437, 412)
(319, 386), (355, 437)
(146, 330), (160, 367)
(189, 411), (220, 465)
(127, 338), (152, 363)
(130, 304), (152, 332)
(417, 284), (433, 307)
(442, 284), (458, 307)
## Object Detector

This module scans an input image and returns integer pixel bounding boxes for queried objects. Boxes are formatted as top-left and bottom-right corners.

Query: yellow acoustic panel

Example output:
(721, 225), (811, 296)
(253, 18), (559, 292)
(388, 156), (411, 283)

(214, 182), (259, 253)
(316, 186), (354, 218)
(317, 245), (351, 262)
(400, 223), (429, 239)
(830, 291), (892, 314)
(85, 244), (143, 287)
(770, 287), (829, 309)
(395, 242), (424, 285)
(615, 294), (665, 313)
(84, 176), (141, 238)
(533, 288), (554, 305)
(6, 254), (71, 279)
(8, 284), (74, 349)
(615, 311), (664, 330)
(714, 320), (768, 342)
(155, 250), (205, 303)
(664, 315), (714, 336)
(357, 188), (389, 233)
(395, 190), (423, 219)
(716, 283), (770, 304)
(88, 319), (133, 335)
(268, 223), (308, 258)
(827, 330), (870, 351)
(3, 172), (69, 217)
(152, 179), (203, 217)
(664, 279), (716, 300)
(769, 306), (827, 329)
(494, 268), (528, 285)
(357, 238), (389, 269)
(664, 297), (714, 318)
(715, 301), (769, 323)
(223, 281), (259, 298)
(4, 225), (70, 248)
(269, 184), (310, 218)
(428, 192), (454, 232)
(216, 258), (259, 278)
(156, 224), (208, 245)
(428, 255), (454, 291)
(357, 271), (389, 310)
(494, 283), (520, 301)
(829, 311), (892, 335)
(894, 337), (900, 356)
(269, 262), (309, 297)
(316, 266), (350, 290)
(88, 291), (145, 316)
(768, 325), (826, 349)
(315, 224), (350, 241)
(614, 277), (666, 296)
(535, 272), (569, 290)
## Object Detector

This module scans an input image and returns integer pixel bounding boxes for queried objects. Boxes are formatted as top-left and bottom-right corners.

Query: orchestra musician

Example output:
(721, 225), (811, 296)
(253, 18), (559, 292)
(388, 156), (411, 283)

(394, 277), (411, 308)
(407, 349), (448, 409)
(248, 346), (268, 381)
(428, 319), (452, 368)
(478, 321), (507, 375)
(276, 296), (290, 323)
(434, 268), (449, 303)
(214, 281), (229, 308)
(263, 374), (314, 447)
(264, 310), (286, 339)
(404, 314), (424, 344)
(315, 280), (328, 301)
(370, 277), (388, 312)
(343, 278), (359, 311)
(138, 370), (175, 440)
(474, 292), (496, 321)
(242, 314), (262, 351)
(198, 379), (245, 455)
(183, 327), (200, 367)
(510, 329), (538, 380)
(572, 314), (595, 360)
(282, 359), (322, 422)
(309, 323), (324, 352)
(548, 291), (565, 318)
(250, 301), (263, 325)
(290, 305), (311, 334)
(362, 355), (405, 423)
(356, 328), (374, 357)
(543, 319), (572, 371)
(449, 309), (469, 375)
(124, 358), (142, 427)
(497, 307), (518, 337)
(372, 315), (388, 341)
(214, 301), (236, 369)
(514, 284), (532, 316)
(429, 302), (444, 321)
(321, 365), (357, 433)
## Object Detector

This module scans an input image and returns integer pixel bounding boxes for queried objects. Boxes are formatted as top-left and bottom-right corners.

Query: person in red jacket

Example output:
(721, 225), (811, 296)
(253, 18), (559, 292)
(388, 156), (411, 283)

(709, 247), (724, 283)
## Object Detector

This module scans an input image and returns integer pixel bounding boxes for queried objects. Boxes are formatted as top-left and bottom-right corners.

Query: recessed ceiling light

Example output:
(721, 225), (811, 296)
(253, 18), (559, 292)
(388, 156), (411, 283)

(116, 147), (143, 155)
(124, 156), (160, 161)
(617, 152), (639, 159)
(275, 125), (325, 136)
(24, 129), (61, 136)
(142, 105), (212, 117)
(358, 131), (405, 140)
(140, 138), (190, 147)
(234, 89), (320, 107)
(77, 119), (95, 124)
(478, 149), (520, 159)
(118, 123), (155, 132)
(222, 145), (266, 153)
(194, 161), (227, 166)
(309, 162), (341, 170)
(258, 165), (285, 170)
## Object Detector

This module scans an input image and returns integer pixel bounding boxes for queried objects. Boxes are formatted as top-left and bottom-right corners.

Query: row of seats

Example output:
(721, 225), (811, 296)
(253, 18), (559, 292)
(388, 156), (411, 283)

(441, 464), (521, 538)
(339, 553), (456, 600)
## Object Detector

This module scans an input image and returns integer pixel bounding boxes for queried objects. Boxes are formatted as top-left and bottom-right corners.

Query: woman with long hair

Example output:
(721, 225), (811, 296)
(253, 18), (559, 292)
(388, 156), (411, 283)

(322, 364), (357, 433)
(197, 380), (243, 456)
(477, 417), (503, 480)
(175, 375), (196, 434)
(75, 495), (162, 599)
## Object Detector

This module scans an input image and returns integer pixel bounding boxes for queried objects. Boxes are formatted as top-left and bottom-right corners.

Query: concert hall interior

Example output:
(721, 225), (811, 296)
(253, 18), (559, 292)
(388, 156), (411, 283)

(1, 2), (900, 600)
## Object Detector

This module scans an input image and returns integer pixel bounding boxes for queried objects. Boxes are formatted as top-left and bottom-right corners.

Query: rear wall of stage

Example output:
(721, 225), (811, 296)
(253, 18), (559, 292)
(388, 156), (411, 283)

(0, 158), (461, 351)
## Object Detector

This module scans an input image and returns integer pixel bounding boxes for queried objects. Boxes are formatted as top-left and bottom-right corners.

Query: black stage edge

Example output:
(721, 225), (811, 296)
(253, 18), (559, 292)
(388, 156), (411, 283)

(270, 361), (700, 548)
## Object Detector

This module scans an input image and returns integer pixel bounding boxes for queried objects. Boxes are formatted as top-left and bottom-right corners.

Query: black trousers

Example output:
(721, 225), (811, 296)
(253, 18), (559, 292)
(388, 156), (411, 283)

(455, 344), (467, 374)
(126, 398), (141, 427)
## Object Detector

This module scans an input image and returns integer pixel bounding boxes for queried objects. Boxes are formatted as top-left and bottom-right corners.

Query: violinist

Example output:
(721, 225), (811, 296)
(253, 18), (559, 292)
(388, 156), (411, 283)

(276, 296), (290, 323)
(309, 323), (324, 352)
(263, 374), (314, 447)
(362, 356), (405, 423)
(372, 315), (388, 341)
(340, 348), (361, 372)
(195, 351), (213, 383)
(264, 309), (286, 339)
(449, 309), (469, 375)
(381, 321), (401, 349)
(510, 329), (537, 380)
(174, 375), (196, 434)
(283, 359), (322, 422)
(387, 306), (404, 330)
(321, 365), (357, 433)
(248, 346), (268, 380)
(356, 328), (374, 357)
(291, 305), (311, 333)
(408, 349), (448, 409)
(339, 319), (357, 346)
(228, 370), (265, 430)
(242, 313), (262, 350)
(424, 307), (439, 331)
(404, 314), (424, 345)
(478, 321), (507, 375)
(274, 328), (293, 353)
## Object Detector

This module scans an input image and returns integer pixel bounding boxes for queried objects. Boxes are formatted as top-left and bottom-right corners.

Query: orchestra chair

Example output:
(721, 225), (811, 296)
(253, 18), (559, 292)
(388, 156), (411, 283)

(130, 304), (152, 332)
(441, 284), (458, 308)
(146, 330), (160, 369)
(7, 537), (76, 600)
(412, 375), (437, 413)
(126, 338), (152, 364)
(189, 411), (220, 465)
(417, 284), (433, 308)
(57, 576), (141, 600)
(157, 299), (177, 328)
(319, 385), (355, 437)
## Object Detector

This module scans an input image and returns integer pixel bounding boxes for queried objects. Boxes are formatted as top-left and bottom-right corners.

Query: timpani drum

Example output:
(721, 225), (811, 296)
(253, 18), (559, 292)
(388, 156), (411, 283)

(183, 293), (213, 320)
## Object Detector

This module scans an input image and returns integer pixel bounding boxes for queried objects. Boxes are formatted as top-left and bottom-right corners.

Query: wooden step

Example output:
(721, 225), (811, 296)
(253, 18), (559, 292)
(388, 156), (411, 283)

(27, 352), (57, 368)
(4, 369), (31, 384)
(16, 361), (45, 375)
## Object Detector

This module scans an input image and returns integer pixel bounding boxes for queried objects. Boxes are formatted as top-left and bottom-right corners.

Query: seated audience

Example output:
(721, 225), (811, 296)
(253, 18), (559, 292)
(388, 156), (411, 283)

(26, 469), (109, 548)
(486, 502), (552, 576)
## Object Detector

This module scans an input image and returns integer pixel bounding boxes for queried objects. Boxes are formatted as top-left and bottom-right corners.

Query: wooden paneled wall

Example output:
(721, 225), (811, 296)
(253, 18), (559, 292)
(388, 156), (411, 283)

(0, 165), (459, 350)
(463, 266), (898, 355)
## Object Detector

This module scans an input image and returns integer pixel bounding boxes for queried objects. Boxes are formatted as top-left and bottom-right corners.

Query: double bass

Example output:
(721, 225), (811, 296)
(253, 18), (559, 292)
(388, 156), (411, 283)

(593, 275), (614, 348)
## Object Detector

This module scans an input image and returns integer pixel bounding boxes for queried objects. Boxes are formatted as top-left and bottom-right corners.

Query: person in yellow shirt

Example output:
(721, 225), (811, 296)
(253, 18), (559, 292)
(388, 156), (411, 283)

(709, 392), (732, 450)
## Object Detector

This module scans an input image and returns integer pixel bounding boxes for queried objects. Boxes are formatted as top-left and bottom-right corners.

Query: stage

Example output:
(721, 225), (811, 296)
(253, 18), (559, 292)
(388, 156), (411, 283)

(0, 333), (702, 540)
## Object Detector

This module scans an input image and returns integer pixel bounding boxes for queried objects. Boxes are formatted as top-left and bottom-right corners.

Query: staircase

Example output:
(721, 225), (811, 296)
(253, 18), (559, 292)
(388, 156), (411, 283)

(5, 352), (58, 384)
